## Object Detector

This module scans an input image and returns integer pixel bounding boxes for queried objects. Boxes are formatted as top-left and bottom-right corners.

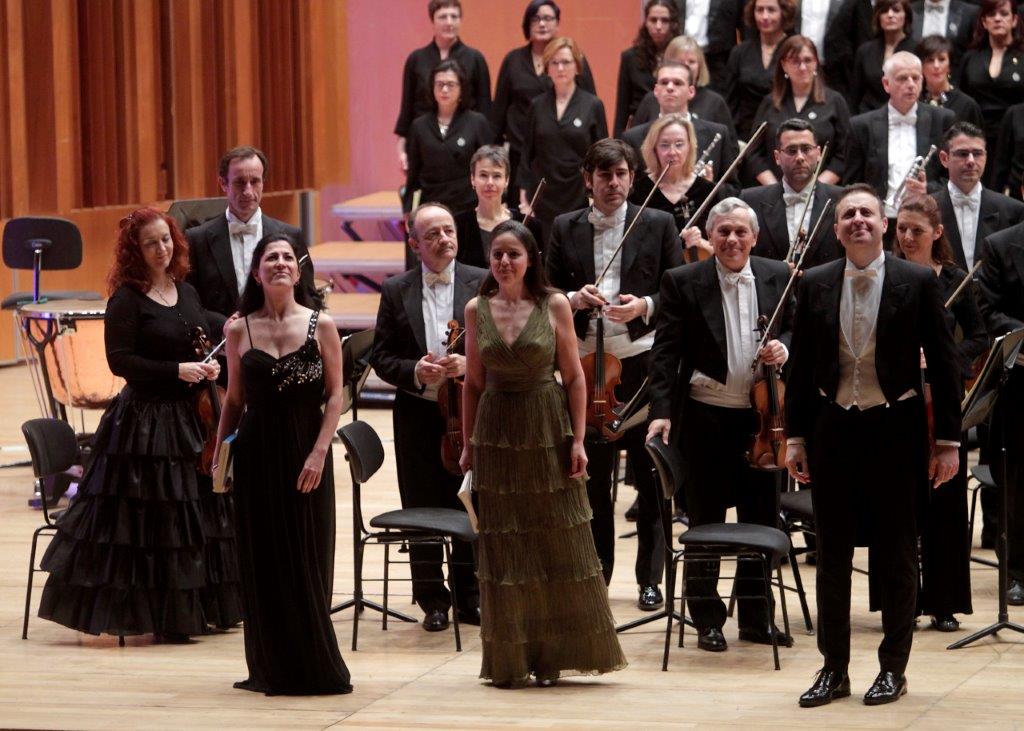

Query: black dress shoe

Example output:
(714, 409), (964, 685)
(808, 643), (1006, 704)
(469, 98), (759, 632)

(930, 614), (960, 632)
(980, 533), (995, 550)
(798, 668), (851, 708)
(739, 625), (794, 647)
(638, 585), (664, 610)
(1008, 579), (1024, 606)
(456, 607), (481, 626)
(697, 627), (727, 652)
(863, 671), (907, 705)
(422, 609), (449, 632)
(625, 495), (639, 522)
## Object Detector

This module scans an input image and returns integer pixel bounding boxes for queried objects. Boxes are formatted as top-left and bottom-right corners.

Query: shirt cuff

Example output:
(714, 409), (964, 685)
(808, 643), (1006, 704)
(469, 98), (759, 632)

(935, 440), (960, 448)
(642, 296), (655, 325)
(786, 437), (806, 447)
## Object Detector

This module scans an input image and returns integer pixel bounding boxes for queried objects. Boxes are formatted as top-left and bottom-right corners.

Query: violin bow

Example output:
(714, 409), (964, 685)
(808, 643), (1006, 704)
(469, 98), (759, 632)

(785, 142), (829, 264)
(201, 338), (227, 363)
(523, 178), (547, 226)
(944, 259), (983, 310)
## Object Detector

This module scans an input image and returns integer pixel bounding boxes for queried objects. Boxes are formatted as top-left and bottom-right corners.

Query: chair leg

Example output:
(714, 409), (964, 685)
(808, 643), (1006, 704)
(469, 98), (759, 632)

(22, 528), (42, 640)
(352, 537), (366, 652)
(727, 574), (737, 618)
(762, 560), (780, 671)
(663, 556), (677, 671)
(775, 565), (791, 638)
(382, 540), (391, 631)
(443, 539), (461, 652)
(118, 635), (125, 647)
(788, 543), (814, 633)
(968, 484), (981, 548)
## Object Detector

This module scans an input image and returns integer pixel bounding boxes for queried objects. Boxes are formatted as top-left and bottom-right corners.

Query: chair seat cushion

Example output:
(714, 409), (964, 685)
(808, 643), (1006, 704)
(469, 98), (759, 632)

(678, 522), (790, 560)
(971, 464), (995, 488)
(370, 507), (477, 542)
(780, 490), (813, 519)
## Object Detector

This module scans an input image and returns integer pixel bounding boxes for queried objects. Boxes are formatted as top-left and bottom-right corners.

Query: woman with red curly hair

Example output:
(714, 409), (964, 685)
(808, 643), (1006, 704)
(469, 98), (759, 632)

(38, 207), (242, 643)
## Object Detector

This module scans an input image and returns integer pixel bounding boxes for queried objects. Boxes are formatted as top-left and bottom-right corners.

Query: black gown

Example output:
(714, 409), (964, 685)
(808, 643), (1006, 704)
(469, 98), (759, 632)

(629, 173), (716, 234)
(232, 310), (351, 696)
(959, 44), (1024, 185)
(38, 283), (242, 636)
(723, 38), (786, 138)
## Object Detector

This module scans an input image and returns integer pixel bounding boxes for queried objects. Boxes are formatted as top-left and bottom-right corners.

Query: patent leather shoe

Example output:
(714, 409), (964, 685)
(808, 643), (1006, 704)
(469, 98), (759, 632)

(1008, 579), (1024, 606)
(798, 668), (850, 707)
(456, 607), (481, 626)
(697, 627), (727, 652)
(863, 671), (907, 705)
(739, 624), (794, 647)
(638, 585), (664, 610)
(930, 614), (959, 632)
(422, 609), (449, 632)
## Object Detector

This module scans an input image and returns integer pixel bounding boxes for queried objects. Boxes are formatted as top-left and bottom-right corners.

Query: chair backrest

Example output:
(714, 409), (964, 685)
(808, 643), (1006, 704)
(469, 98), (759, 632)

(645, 437), (684, 502)
(21, 418), (78, 478)
(337, 420), (385, 484)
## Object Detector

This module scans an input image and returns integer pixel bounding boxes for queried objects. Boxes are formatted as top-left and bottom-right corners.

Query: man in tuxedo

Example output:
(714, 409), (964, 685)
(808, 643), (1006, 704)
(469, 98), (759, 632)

(932, 121), (1024, 271)
(621, 60), (737, 185)
(647, 198), (794, 652)
(975, 219), (1024, 605)
(369, 203), (486, 632)
(546, 139), (681, 609)
(741, 118), (843, 268)
(785, 184), (961, 707)
(673, 0), (746, 91)
(910, 0), (979, 63)
(186, 146), (316, 328)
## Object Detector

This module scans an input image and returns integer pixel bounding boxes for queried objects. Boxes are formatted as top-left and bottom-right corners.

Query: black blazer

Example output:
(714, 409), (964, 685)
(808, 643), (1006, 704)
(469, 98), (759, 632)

(740, 181), (845, 268)
(976, 221), (1024, 335)
(957, 45), (1024, 150)
(931, 186), (1024, 270)
(992, 101), (1024, 197)
(453, 209), (543, 270)
(785, 254), (963, 443)
(546, 203), (683, 340)
(935, 264), (991, 379)
(402, 109), (494, 213)
(723, 38), (786, 138)
(185, 214), (313, 319)
(369, 262), (487, 394)
(674, 0), (746, 57)
(823, 0), (876, 94)
(850, 37), (918, 115)
(614, 47), (656, 137)
(845, 103), (956, 197)
(621, 117), (737, 183)
(910, 0), (979, 62)
(647, 255), (794, 420)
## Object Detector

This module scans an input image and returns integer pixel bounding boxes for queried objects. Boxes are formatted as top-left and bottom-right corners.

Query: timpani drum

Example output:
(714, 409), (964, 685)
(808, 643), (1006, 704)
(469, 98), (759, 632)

(17, 299), (124, 418)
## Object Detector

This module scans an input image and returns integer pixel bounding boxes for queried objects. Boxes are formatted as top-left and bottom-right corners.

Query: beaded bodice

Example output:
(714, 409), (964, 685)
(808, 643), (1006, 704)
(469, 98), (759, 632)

(241, 311), (325, 409)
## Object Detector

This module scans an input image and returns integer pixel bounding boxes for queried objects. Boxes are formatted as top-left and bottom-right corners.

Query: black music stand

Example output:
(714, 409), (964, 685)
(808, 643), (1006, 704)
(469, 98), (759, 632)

(166, 197), (228, 232)
(341, 329), (375, 422)
(948, 327), (1024, 650)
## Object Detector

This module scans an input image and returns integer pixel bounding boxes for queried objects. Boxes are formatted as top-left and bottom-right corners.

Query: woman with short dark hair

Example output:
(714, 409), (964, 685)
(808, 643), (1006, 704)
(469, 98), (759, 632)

(916, 35), (985, 128)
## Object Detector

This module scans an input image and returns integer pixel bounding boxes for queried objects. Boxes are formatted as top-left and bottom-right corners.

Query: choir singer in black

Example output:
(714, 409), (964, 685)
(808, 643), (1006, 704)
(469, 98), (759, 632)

(785, 184), (962, 708)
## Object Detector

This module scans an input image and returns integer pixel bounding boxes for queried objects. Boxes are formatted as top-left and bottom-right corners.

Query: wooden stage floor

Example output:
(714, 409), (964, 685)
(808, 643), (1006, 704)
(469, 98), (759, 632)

(0, 363), (1021, 729)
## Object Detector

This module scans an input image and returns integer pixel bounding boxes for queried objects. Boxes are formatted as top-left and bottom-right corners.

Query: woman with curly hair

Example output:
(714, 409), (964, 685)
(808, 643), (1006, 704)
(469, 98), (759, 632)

(614, 0), (679, 136)
(38, 207), (240, 643)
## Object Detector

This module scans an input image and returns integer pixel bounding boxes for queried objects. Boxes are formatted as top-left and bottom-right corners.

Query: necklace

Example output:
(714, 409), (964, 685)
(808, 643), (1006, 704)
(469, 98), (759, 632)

(152, 280), (175, 307)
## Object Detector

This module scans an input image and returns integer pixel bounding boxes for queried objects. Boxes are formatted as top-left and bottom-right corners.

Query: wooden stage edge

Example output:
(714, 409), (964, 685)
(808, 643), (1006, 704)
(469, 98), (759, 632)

(0, 362), (1022, 730)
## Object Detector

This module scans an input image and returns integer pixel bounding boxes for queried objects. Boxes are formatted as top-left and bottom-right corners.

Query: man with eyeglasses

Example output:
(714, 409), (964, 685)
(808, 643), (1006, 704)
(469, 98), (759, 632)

(932, 121), (1024, 272)
(621, 60), (738, 186)
(740, 118), (843, 269)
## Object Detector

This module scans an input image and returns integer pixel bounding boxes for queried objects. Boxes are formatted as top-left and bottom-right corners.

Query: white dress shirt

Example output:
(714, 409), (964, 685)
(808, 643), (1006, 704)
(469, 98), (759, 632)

(885, 103), (920, 218)
(683, 0), (710, 48)
(922, 0), (951, 38)
(415, 260), (456, 401)
(782, 179), (813, 247)
(690, 260), (766, 409)
(575, 203), (655, 359)
(800, 0), (831, 62)
(949, 180), (982, 268)
(226, 208), (264, 295)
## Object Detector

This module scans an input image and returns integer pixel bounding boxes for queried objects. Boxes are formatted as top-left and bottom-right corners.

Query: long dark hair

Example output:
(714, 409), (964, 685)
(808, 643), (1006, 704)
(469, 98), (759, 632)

(479, 220), (556, 300)
(771, 35), (825, 109)
(238, 233), (320, 315)
(632, 0), (680, 74)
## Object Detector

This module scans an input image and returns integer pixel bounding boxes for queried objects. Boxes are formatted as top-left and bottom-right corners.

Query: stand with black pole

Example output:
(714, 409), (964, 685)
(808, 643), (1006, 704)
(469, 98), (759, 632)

(948, 328), (1024, 650)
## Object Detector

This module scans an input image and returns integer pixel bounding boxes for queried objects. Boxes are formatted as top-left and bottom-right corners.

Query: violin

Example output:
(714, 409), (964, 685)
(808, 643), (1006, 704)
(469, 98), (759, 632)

(438, 319), (465, 475)
(581, 316), (625, 442)
(191, 326), (226, 476)
(747, 315), (787, 471)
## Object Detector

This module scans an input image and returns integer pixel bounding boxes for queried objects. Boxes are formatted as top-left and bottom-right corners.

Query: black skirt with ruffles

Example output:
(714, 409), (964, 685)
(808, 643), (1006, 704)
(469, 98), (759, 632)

(38, 386), (243, 636)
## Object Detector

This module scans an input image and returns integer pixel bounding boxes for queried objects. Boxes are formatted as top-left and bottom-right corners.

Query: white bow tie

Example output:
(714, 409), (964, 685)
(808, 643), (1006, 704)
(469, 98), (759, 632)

(424, 270), (452, 287)
(924, 2), (945, 12)
(228, 222), (258, 237)
(588, 209), (624, 232)
(722, 271), (754, 287)
(951, 191), (979, 210)
(783, 192), (809, 207)
(890, 112), (917, 128)
(845, 268), (878, 280)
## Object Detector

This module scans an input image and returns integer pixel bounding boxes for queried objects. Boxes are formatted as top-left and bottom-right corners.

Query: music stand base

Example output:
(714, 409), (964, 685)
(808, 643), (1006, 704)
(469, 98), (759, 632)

(947, 619), (1024, 650)
(616, 609), (693, 633)
(330, 597), (417, 623)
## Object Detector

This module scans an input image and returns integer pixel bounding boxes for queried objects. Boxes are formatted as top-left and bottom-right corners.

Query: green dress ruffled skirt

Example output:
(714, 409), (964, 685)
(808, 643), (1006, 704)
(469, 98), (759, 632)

(472, 295), (626, 686)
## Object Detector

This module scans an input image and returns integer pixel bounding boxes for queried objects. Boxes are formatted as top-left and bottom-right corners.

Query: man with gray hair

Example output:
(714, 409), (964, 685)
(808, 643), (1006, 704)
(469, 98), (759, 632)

(846, 51), (954, 234)
(647, 197), (794, 652)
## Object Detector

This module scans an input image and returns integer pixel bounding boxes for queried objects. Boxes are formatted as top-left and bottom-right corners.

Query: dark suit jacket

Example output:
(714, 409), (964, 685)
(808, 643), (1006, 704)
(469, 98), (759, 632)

(546, 203), (682, 341)
(785, 254), (963, 443)
(910, 0), (979, 61)
(674, 0), (746, 57)
(369, 262), (487, 394)
(185, 214), (313, 319)
(845, 103), (956, 198)
(740, 182), (844, 268)
(976, 221), (1024, 335)
(621, 117), (737, 183)
(648, 255), (795, 421)
(931, 186), (1024, 271)
(823, 0), (875, 94)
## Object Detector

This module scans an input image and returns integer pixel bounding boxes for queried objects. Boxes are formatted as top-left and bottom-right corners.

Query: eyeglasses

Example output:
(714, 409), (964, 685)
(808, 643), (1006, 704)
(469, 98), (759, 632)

(780, 144), (818, 156)
(434, 80), (461, 90)
(531, 14), (557, 24)
(949, 148), (986, 159)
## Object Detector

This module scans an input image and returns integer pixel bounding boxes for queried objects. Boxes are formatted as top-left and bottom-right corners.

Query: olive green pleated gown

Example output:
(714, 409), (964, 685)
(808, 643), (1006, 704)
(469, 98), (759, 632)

(472, 296), (626, 686)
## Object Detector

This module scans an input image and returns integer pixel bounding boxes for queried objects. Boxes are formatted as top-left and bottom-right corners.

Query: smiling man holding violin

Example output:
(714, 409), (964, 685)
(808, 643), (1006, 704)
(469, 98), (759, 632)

(647, 197), (794, 653)
(546, 138), (681, 609)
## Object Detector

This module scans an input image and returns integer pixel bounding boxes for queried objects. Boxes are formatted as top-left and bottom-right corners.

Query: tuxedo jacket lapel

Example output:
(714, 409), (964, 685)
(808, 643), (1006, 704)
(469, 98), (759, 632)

(620, 204), (643, 277)
(751, 258), (781, 321)
(871, 112), (889, 185)
(401, 273), (428, 354)
(818, 261), (844, 388)
(571, 211), (597, 284)
(937, 190), (968, 270)
(763, 188), (791, 260)
(695, 262), (728, 362)
(453, 264), (477, 326)
(977, 192), (1002, 258)
(211, 218), (240, 297)
(877, 254), (910, 353)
